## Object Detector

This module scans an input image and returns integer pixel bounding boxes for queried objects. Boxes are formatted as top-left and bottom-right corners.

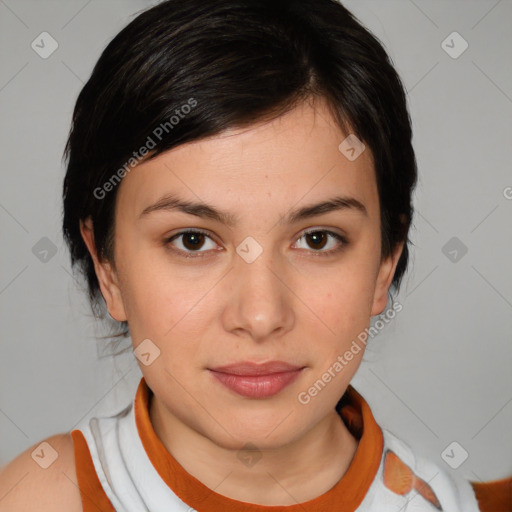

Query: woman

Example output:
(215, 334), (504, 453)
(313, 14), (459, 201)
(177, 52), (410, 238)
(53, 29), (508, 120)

(1, 1), (510, 510)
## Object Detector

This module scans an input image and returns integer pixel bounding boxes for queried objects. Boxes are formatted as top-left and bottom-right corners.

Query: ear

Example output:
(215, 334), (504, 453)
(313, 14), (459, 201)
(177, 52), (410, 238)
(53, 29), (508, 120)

(79, 217), (127, 322)
(370, 240), (405, 316)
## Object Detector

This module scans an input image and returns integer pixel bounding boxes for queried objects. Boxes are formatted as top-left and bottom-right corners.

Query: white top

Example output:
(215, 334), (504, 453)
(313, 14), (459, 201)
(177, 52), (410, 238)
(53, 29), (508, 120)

(74, 389), (481, 511)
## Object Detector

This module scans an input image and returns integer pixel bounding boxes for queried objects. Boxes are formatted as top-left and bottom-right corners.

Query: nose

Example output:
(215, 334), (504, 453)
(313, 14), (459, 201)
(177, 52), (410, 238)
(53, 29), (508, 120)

(221, 247), (295, 343)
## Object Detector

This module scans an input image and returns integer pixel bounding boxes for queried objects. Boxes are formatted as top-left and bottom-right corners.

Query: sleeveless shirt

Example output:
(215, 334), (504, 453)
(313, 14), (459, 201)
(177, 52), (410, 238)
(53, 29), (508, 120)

(70, 377), (511, 511)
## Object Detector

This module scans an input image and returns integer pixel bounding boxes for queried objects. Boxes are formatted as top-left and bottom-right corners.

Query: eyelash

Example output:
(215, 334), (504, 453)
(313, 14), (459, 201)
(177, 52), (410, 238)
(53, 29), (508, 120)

(164, 228), (348, 259)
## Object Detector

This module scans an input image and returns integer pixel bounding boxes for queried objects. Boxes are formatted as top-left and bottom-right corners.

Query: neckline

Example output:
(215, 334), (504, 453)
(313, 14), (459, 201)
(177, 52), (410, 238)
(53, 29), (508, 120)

(134, 376), (383, 511)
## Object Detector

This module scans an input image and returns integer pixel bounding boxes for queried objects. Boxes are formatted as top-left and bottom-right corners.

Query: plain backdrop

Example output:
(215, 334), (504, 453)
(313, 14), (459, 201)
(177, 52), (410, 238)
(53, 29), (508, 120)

(0, 0), (511, 483)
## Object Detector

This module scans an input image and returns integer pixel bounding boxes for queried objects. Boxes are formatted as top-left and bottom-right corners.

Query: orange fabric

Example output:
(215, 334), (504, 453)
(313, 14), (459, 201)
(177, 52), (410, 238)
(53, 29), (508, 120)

(471, 477), (512, 512)
(70, 376), (383, 510)
(71, 429), (116, 512)
(383, 450), (441, 510)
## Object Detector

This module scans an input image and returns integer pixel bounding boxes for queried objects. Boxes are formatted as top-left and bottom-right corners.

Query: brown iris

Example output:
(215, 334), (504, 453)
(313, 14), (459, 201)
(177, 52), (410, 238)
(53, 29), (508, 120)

(182, 232), (206, 251)
(305, 231), (328, 250)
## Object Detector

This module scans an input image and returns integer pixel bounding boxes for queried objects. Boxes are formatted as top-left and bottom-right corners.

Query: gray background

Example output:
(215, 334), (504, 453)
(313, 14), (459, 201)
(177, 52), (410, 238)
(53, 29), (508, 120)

(1, 0), (511, 484)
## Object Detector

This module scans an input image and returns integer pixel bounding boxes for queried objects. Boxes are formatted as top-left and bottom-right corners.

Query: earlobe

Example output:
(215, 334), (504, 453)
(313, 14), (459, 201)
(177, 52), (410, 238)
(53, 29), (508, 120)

(370, 241), (404, 316)
(79, 218), (127, 322)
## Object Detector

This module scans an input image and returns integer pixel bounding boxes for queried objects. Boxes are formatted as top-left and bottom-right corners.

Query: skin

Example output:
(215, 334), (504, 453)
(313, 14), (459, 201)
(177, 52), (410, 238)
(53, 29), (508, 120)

(81, 96), (404, 506)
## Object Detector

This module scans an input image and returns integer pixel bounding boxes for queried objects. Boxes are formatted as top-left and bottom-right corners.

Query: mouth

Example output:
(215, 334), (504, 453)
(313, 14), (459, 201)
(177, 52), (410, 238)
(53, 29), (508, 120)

(208, 361), (305, 399)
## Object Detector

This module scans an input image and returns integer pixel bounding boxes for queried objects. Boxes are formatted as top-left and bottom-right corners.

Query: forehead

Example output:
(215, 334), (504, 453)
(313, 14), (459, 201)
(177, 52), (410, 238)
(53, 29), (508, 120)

(116, 98), (379, 222)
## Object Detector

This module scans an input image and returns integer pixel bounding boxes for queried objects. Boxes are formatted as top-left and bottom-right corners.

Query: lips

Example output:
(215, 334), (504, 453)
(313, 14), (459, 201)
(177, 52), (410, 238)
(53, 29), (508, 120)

(210, 361), (304, 375)
(208, 361), (305, 398)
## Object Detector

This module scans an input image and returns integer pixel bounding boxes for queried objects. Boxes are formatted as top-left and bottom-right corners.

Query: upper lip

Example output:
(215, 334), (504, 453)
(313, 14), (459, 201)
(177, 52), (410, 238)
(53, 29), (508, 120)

(209, 361), (304, 376)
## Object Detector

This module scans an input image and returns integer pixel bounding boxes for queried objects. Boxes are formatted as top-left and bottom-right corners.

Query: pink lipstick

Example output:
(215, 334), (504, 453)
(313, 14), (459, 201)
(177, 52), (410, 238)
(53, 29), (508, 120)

(208, 361), (304, 399)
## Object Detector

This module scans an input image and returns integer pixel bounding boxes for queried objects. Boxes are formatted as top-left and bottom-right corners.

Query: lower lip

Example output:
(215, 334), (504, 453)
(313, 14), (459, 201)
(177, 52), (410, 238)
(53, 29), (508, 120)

(209, 369), (303, 399)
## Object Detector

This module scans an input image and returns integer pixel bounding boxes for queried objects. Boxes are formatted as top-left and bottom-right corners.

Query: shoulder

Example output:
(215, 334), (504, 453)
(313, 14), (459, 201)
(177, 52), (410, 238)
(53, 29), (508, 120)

(0, 432), (83, 512)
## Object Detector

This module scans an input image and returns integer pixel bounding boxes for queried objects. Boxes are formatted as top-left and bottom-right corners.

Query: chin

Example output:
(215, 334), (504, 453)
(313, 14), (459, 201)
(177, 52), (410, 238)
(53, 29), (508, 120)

(202, 416), (307, 453)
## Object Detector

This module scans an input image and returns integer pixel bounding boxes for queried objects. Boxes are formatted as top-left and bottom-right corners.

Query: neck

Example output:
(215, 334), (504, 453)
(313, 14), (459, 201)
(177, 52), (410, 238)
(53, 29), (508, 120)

(149, 394), (358, 506)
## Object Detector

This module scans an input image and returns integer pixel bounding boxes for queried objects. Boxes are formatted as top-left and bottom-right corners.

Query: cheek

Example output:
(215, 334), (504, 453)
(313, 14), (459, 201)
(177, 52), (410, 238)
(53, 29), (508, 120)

(311, 263), (378, 334)
(116, 245), (219, 341)
(301, 251), (380, 367)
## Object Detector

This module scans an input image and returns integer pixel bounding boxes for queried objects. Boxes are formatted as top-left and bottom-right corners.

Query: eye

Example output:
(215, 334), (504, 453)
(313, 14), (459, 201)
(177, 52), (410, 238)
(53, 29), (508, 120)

(293, 229), (348, 256)
(165, 228), (348, 259)
(165, 229), (218, 258)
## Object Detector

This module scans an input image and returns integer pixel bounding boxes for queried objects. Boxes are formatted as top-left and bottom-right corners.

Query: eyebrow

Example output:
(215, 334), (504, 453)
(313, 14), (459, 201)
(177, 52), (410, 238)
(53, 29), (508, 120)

(139, 193), (367, 225)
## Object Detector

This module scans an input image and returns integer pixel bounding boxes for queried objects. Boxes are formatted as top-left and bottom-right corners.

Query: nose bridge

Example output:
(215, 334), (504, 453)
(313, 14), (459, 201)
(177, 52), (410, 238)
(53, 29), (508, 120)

(235, 236), (281, 302)
(225, 236), (294, 340)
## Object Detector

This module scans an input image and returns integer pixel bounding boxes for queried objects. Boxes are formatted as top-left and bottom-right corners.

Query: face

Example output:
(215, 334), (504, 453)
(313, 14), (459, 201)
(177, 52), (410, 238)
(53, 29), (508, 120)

(82, 97), (403, 450)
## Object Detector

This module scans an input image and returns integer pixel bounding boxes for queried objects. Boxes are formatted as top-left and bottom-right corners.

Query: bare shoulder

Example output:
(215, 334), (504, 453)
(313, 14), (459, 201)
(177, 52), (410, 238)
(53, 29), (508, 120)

(0, 432), (82, 512)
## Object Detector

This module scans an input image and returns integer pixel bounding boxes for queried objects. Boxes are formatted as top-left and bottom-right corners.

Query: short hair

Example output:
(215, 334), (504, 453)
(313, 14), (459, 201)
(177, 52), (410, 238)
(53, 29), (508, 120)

(62, 0), (417, 340)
